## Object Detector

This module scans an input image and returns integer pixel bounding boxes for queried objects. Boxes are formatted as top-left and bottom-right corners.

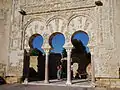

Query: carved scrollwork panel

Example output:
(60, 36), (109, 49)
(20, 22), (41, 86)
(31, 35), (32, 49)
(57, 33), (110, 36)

(96, 51), (118, 78)
(46, 17), (67, 34)
(67, 15), (95, 46)
(24, 20), (45, 49)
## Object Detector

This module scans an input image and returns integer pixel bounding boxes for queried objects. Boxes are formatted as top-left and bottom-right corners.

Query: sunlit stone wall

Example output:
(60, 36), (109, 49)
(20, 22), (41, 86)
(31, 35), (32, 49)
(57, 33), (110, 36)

(0, 0), (12, 77)
(1, 0), (120, 87)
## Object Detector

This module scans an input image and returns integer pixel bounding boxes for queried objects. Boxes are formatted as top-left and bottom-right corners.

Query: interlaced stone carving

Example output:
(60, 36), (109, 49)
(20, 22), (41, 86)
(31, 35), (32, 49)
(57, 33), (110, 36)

(24, 20), (45, 48)
(68, 15), (95, 46)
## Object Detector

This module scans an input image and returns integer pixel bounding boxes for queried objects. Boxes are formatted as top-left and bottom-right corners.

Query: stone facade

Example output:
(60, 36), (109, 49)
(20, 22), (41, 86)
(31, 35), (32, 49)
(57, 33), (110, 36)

(0, 0), (120, 88)
(0, 0), (12, 77)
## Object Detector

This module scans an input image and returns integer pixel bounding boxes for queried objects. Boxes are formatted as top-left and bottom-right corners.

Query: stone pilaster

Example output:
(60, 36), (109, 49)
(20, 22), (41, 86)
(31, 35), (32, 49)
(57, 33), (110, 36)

(88, 45), (95, 87)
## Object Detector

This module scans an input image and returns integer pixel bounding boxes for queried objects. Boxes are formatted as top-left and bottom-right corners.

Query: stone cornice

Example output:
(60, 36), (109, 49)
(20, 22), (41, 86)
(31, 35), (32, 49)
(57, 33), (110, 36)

(20, 1), (95, 15)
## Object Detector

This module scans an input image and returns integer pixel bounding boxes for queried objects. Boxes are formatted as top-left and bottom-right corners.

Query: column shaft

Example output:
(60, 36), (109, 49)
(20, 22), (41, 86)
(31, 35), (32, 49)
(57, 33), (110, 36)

(44, 52), (49, 83)
(66, 49), (72, 85)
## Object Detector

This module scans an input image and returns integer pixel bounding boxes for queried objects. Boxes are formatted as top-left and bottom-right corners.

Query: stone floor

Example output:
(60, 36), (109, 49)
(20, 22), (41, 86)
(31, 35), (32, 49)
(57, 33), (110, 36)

(26, 79), (92, 87)
(0, 79), (120, 90)
(0, 83), (120, 90)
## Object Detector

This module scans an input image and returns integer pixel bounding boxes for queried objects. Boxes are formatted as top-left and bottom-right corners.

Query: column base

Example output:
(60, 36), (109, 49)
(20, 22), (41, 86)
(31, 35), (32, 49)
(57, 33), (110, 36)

(23, 78), (28, 84)
(91, 82), (96, 87)
(66, 81), (72, 85)
(44, 80), (49, 84)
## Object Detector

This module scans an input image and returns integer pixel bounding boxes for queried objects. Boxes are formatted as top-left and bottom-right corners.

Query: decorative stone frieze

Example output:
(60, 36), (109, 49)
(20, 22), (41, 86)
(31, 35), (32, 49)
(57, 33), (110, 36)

(20, 0), (95, 15)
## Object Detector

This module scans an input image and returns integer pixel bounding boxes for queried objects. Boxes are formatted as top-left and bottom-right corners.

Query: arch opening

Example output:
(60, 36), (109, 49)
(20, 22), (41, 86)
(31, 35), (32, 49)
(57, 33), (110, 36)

(23, 34), (45, 82)
(48, 32), (66, 79)
(71, 31), (91, 80)
(49, 32), (65, 53)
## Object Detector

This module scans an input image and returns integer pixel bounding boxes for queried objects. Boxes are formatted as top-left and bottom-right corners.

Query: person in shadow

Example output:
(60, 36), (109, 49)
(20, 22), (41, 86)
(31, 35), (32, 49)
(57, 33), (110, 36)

(57, 65), (62, 80)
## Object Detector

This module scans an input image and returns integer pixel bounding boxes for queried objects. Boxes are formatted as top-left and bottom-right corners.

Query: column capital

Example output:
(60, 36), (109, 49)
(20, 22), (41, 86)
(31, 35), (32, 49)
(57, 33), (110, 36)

(63, 43), (73, 50)
(42, 44), (51, 53)
(63, 46), (73, 52)
(43, 47), (51, 53)
(44, 48), (50, 54)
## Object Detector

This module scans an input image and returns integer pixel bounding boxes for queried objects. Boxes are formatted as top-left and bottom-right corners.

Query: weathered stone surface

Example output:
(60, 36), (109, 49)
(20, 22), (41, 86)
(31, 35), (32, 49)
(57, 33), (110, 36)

(0, 63), (6, 77)
(0, 0), (120, 88)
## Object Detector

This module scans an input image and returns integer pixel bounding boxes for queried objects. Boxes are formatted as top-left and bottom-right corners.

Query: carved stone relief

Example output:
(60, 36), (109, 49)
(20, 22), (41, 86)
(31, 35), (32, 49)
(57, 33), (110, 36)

(7, 0), (25, 77)
(9, 0), (22, 50)
(23, 9), (95, 49)
(22, 0), (94, 7)
(8, 50), (24, 76)
(24, 20), (45, 49)
(21, 0), (95, 15)
(47, 17), (67, 34)
(67, 14), (95, 46)
(94, 0), (116, 79)
(8, 0), (117, 85)
(99, 0), (115, 50)
(8, 0), (98, 79)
